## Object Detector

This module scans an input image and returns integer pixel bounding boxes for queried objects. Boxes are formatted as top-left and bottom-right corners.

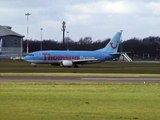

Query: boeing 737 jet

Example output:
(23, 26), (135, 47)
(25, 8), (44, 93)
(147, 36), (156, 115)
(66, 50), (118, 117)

(24, 31), (122, 67)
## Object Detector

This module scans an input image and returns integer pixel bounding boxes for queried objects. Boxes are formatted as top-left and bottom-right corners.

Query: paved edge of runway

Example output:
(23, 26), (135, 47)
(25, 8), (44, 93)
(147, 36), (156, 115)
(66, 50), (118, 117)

(1, 73), (160, 77)
(0, 76), (160, 83)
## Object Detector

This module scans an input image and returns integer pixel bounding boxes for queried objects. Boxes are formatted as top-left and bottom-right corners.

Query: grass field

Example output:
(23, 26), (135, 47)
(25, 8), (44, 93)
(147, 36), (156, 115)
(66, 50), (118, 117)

(0, 83), (160, 120)
(0, 60), (160, 120)
(0, 60), (160, 74)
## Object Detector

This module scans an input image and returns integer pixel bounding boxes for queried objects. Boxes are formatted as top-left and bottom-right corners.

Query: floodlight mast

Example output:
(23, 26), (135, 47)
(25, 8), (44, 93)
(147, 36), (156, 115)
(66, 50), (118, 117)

(40, 28), (43, 50)
(25, 13), (31, 54)
(62, 21), (66, 44)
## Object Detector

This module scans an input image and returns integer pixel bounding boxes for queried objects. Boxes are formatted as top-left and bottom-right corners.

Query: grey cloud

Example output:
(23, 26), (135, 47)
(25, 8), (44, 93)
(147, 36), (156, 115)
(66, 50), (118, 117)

(0, 0), (160, 41)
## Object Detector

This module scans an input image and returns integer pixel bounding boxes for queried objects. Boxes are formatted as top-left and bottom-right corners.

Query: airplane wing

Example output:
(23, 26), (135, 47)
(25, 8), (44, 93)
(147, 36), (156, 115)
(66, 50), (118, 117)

(72, 58), (99, 64)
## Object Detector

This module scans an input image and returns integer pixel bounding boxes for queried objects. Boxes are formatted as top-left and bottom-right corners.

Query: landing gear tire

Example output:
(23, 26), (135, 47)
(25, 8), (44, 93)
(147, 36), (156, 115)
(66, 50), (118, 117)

(60, 62), (63, 67)
(73, 64), (78, 68)
(31, 63), (37, 67)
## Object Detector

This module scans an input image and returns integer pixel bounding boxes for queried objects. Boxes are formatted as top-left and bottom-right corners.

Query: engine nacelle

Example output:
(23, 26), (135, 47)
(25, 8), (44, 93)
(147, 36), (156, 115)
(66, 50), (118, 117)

(61, 60), (73, 67)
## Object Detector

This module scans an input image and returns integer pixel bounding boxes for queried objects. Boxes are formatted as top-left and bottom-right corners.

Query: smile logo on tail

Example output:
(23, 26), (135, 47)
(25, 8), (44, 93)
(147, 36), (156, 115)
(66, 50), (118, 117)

(110, 42), (118, 49)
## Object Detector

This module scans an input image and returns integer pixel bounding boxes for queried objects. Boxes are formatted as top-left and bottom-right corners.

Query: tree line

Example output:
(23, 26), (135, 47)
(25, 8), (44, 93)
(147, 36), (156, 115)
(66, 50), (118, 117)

(23, 36), (160, 60)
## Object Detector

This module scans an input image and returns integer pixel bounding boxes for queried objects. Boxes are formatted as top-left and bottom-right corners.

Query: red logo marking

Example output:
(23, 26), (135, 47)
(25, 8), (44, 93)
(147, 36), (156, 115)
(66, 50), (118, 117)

(110, 42), (118, 49)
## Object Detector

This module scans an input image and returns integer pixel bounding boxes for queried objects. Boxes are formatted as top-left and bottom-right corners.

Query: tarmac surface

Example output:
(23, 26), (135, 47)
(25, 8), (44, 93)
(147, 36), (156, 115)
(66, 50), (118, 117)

(0, 76), (160, 83)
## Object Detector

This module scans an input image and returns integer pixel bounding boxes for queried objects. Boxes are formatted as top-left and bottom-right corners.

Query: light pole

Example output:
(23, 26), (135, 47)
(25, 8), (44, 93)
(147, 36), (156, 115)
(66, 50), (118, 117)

(62, 21), (66, 44)
(67, 31), (69, 38)
(25, 13), (31, 54)
(40, 28), (43, 50)
(67, 31), (69, 50)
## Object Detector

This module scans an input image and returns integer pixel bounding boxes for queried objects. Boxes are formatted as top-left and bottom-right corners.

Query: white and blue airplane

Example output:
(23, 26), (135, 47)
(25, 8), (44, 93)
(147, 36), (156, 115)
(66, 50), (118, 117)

(24, 31), (122, 67)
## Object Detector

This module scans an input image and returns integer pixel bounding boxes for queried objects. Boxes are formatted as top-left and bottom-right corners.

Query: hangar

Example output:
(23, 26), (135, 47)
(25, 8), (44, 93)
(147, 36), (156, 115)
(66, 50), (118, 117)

(0, 25), (24, 59)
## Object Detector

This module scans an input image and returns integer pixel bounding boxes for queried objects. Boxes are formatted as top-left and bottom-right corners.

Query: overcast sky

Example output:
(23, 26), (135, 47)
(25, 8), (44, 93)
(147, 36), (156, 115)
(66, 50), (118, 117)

(0, 0), (160, 41)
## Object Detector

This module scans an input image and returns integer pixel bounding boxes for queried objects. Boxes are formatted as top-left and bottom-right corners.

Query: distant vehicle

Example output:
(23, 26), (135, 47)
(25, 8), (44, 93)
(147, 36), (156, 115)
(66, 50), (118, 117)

(24, 31), (122, 67)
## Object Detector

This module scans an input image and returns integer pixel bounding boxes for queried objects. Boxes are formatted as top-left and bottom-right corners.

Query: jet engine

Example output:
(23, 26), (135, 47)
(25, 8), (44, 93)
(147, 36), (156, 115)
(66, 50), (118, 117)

(61, 60), (73, 67)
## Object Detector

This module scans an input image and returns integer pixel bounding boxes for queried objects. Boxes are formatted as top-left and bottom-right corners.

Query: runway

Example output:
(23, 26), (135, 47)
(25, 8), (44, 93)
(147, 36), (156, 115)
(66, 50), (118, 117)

(0, 76), (160, 83)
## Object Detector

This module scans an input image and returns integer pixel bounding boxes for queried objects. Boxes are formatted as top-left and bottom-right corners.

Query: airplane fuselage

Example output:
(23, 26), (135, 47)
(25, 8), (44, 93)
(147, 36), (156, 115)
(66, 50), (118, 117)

(25, 50), (115, 64)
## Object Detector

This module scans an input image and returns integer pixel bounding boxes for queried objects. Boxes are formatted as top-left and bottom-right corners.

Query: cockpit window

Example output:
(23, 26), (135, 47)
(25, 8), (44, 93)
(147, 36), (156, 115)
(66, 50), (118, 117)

(28, 54), (34, 56)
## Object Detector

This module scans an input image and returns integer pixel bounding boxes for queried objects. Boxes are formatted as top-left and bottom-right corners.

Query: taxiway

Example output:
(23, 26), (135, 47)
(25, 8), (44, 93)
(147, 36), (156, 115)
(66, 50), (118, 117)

(0, 76), (160, 83)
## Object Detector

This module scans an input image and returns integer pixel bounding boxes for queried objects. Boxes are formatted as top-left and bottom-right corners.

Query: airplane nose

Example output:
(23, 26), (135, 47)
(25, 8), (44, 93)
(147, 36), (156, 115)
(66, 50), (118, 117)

(23, 56), (28, 61)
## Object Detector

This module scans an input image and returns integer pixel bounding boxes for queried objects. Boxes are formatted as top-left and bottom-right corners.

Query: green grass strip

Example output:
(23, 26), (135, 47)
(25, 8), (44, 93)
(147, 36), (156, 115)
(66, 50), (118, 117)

(0, 83), (160, 120)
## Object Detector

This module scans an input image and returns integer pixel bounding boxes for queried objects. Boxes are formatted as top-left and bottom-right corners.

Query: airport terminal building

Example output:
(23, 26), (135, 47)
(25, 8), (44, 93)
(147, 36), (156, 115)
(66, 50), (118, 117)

(0, 25), (24, 59)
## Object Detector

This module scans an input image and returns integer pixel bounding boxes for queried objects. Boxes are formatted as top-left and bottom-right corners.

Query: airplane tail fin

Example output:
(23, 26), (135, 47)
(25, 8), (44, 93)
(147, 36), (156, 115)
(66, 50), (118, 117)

(0, 39), (2, 53)
(97, 31), (122, 53)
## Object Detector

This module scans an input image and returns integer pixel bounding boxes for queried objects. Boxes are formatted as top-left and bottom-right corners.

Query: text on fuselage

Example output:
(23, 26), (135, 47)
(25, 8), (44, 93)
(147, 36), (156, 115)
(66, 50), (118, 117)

(43, 55), (80, 60)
